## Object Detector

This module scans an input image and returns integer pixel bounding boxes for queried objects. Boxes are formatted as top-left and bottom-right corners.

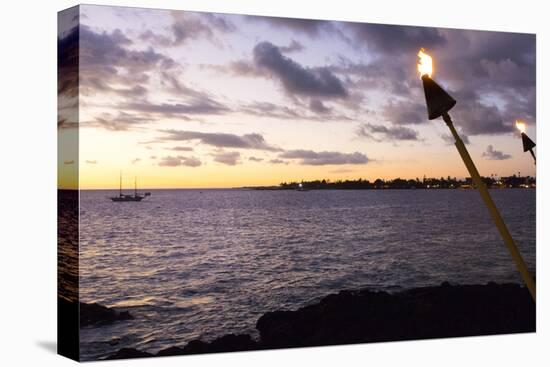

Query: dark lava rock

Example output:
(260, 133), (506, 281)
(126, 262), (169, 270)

(256, 282), (535, 349)
(179, 340), (210, 355)
(119, 334), (259, 360)
(108, 282), (535, 359)
(156, 346), (186, 356)
(106, 347), (152, 360)
(156, 334), (259, 356)
(79, 301), (132, 327)
(207, 334), (258, 353)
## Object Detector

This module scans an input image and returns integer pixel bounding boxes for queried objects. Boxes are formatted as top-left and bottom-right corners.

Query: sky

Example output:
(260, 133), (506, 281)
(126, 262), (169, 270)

(58, 5), (536, 189)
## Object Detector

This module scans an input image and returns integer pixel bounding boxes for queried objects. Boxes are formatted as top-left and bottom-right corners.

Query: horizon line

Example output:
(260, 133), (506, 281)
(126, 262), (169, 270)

(63, 173), (536, 191)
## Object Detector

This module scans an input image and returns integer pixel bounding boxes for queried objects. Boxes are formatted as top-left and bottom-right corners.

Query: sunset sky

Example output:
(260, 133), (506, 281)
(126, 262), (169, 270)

(58, 5), (536, 189)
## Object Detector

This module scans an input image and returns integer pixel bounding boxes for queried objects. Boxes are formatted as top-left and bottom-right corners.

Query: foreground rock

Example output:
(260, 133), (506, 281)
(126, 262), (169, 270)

(80, 301), (132, 327)
(107, 334), (257, 360)
(106, 347), (153, 359)
(107, 282), (534, 359)
(59, 299), (132, 327)
(256, 282), (534, 348)
(157, 334), (258, 356)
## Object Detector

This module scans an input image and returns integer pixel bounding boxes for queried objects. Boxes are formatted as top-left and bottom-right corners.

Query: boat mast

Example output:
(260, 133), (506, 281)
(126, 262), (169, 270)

(119, 171), (122, 197)
(135, 177), (137, 197)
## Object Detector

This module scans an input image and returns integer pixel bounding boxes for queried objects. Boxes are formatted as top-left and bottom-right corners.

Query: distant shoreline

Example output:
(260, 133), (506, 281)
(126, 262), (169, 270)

(245, 186), (536, 191)
(64, 174), (537, 191)
(68, 186), (536, 191)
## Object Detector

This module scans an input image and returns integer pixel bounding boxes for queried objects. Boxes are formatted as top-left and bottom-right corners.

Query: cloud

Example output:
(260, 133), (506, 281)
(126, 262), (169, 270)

(85, 160), (98, 164)
(247, 16), (332, 38)
(280, 39), (305, 53)
(76, 23), (231, 131)
(158, 130), (281, 151)
(132, 158), (141, 164)
(213, 151), (240, 165)
(202, 13), (236, 33)
(83, 77), (149, 98)
(140, 12), (236, 47)
(331, 27), (535, 137)
(159, 71), (220, 101)
(73, 13), (534, 140)
(279, 150), (368, 165)
(440, 132), (470, 145)
(269, 158), (288, 165)
(122, 99), (229, 116)
(240, 100), (351, 122)
(439, 122), (471, 145)
(169, 146), (194, 152)
(249, 156), (264, 162)
(57, 24), (79, 99)
(329, 56), (416, 103)
(241, 101), (299, 119)
(79, 25), (176, 96)
(356, 123), (420, 141)
(158, 155), (202, 167)
(91, 111), (153, 131)
(382, 100), (427, 125)
(346, 23), (446, 54)
(433, 31), (535, 135)
(71, 24), (210, 131)
(482, 145), (511, 160)
(117, 71), (230, 119)
(447, 87), (532, 137)
(442, 30), (535, 90)
(206, 60), (264, 78)
(58, 22), (79, 129)
(57, 118), (78, 130)
(451, 91), (509, 135)
(309, 99), (331, 114)
(63, 160), (74, 165)
(253, 41), (348, 99)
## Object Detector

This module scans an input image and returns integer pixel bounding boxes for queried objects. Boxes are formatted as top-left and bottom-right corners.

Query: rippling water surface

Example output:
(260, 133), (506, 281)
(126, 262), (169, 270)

(79, 189), (535, 360)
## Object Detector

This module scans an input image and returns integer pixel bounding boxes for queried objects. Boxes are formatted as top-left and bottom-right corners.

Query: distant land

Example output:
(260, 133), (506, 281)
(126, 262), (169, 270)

(245, 175), (536, 191)
(73, 174), (536, 191)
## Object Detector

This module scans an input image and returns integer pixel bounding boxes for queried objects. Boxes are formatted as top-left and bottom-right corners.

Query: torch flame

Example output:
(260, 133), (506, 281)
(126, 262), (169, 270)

(417, 48), (433, 78)
(515, 120), (526, 134)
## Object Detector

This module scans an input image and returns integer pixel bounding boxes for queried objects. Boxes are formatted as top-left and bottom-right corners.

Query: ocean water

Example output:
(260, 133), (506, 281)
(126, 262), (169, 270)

(78, 189), (536, 360)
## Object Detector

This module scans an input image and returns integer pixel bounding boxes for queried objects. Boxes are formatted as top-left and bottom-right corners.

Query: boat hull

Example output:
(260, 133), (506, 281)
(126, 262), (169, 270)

(110, 196), (144, 202)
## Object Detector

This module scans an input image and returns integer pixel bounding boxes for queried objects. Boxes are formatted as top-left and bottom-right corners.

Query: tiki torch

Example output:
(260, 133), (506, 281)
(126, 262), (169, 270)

(417, 49), (536, 301)
(516, 120), (536, 164)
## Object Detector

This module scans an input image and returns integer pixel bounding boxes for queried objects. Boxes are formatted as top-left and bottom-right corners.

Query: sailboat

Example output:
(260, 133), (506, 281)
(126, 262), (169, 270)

(110, 173), (151, 202)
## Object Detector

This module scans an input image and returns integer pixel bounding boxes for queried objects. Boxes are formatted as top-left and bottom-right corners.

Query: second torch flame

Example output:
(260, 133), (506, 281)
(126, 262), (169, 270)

(515, 120), (526, 134)
(417, 48), (433, 78)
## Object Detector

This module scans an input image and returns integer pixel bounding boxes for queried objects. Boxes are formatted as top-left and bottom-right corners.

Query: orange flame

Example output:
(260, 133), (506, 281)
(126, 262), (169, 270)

(418, 48), (433, 78)
(515, 120), (526, 134)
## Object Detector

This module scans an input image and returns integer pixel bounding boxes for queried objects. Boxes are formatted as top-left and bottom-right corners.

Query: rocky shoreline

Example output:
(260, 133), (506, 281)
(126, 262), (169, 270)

(94, 281), (535, 360)
(58, 298), (133, 327)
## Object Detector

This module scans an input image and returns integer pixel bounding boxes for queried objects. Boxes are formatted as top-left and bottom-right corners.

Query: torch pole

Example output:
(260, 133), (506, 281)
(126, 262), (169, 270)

(529, 149), (536, 164)
(442, 112), (536, 302)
